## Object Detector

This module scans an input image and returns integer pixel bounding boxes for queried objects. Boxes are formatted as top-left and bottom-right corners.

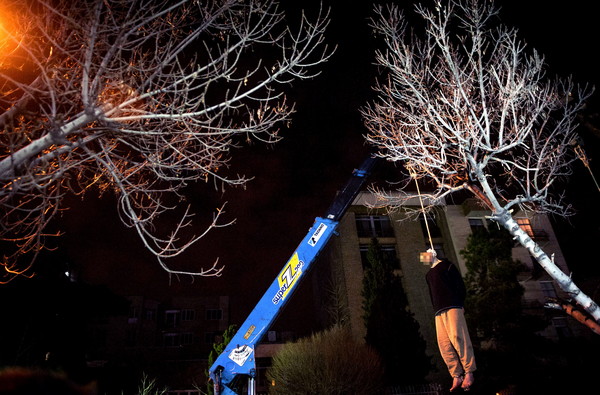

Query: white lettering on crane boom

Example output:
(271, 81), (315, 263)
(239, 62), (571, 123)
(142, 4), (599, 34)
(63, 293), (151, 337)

(308, 223), (327, 247)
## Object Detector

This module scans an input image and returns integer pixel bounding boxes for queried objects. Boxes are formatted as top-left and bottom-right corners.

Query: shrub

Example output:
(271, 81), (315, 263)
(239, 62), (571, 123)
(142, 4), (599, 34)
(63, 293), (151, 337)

(267, 325), (383, 395)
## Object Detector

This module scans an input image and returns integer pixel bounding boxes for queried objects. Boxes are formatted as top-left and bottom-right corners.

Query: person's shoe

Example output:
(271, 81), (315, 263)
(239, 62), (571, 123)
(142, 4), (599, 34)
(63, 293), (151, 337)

(462, 372), (474, 391)
(450, 376), (463, 392)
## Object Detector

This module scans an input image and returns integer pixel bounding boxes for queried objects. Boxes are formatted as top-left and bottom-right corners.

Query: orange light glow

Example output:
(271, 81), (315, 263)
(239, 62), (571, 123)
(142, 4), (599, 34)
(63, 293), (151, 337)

(0, 10), (12, 43)
(0, 6), (21, 67)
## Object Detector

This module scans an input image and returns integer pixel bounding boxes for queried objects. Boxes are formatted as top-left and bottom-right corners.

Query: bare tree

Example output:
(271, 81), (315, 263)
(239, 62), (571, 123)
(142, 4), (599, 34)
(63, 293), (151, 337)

(361, 0), (600, 323)
(0, 0), (333, 282)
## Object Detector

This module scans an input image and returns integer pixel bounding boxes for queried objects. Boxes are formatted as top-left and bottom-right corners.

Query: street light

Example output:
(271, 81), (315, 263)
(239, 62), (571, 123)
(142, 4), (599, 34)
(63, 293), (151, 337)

(0, 6), (20, 69)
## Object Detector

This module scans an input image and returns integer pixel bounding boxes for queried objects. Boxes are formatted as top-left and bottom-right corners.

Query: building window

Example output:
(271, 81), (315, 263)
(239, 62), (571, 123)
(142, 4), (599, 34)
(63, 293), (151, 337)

(359, 244), (400, 270)
(206, 309), (223, 321)
(128, 306), (139, 324)
(420, 213), (442, 239)
(163, 332), (194, 347)
(165, 310), (180, 328)
(517, 218), (549, 240)
(552, 317), (572, 339)
(163, 333), (179, 348)
(181, 309), (195, 321)
(180, 332), (195, 345)
(144, 308), (156, 321)
(516, 218), (534, 238)
(129, 306), (139, 319)
(468, 218), (486, 233)
(539, 281), (557, 298)
(355, 215), (395, 238)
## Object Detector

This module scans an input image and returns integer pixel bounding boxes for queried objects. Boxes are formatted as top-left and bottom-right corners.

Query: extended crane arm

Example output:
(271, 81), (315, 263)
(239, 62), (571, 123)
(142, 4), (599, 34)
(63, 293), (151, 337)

(209, 156), (377, 395)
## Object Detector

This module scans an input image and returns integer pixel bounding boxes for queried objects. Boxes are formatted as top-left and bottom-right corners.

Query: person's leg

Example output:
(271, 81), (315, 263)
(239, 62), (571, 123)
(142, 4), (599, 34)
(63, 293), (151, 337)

(435, 312), (464, 390)
(462, 372), (475, 390)
(445, 308), (476, 389)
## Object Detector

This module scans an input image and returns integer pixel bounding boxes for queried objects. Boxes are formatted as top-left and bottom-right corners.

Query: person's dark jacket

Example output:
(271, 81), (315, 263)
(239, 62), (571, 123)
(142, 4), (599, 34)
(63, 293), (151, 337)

(425, 258), (466, 315)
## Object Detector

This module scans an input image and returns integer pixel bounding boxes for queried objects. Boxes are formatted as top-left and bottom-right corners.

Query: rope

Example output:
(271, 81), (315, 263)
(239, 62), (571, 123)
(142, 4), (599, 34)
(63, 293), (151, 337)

(409, 164), (435, 253)
(575, 145), (600, 193)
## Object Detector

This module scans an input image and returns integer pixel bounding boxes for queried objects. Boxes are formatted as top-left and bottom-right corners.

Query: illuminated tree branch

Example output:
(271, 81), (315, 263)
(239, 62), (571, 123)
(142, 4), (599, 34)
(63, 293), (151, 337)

(0, 0), (333, 281)
(362, 0), (598, 323)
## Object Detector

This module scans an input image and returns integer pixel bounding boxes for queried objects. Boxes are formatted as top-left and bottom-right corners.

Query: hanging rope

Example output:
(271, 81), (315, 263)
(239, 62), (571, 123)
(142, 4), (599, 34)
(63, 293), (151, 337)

(575, 145), (600, 193)
(408, 164), (435, 263)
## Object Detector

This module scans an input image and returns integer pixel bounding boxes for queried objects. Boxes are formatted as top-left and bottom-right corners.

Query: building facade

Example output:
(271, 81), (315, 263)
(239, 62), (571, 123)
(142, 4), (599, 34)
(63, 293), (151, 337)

(318, 191), (578, 380)
(85, 295), (230, 393)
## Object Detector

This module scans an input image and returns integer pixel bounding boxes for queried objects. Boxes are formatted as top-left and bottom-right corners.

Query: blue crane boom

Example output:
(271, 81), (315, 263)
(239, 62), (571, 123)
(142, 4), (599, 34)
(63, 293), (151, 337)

(209, 156), (377, 395)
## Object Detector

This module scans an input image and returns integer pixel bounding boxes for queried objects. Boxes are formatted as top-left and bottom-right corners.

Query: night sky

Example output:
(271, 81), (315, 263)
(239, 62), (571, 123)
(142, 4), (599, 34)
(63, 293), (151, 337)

(22, 0), (600, 332)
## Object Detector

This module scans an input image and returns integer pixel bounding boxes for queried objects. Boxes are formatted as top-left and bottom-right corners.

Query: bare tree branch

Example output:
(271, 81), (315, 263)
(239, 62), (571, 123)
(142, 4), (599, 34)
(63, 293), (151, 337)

(362, 0), (599, 323)
(0, 0), (333, 282)
(545, 297), (600, 336)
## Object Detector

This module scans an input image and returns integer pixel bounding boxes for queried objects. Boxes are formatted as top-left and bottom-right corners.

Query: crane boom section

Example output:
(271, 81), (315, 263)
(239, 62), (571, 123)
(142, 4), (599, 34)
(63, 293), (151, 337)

(210, 218), (337, 394)
(209, 157), (377, 395)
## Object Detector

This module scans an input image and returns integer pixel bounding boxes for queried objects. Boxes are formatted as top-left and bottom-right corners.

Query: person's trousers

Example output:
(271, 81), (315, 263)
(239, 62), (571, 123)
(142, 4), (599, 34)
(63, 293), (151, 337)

(435, 307), (476, 377)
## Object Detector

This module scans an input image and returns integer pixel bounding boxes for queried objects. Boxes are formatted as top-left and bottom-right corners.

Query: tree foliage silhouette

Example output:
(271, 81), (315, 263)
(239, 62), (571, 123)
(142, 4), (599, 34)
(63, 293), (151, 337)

(461, 226), (525, 342)
(362, 237), (431, 385)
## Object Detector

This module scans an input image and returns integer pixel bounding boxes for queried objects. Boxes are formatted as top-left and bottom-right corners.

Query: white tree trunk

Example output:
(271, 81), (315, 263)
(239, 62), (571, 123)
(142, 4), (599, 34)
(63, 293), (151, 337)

(497, 212), (600, 322)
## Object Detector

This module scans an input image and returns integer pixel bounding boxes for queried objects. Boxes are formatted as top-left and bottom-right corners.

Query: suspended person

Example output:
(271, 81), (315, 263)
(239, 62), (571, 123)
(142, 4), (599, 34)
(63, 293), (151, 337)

(425, 251), (476, 392)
